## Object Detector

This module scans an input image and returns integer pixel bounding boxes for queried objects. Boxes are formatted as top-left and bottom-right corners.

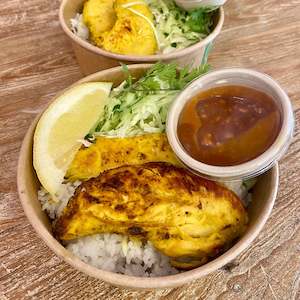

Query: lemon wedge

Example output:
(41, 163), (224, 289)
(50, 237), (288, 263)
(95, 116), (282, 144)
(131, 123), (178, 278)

(33, 82), (112, 196)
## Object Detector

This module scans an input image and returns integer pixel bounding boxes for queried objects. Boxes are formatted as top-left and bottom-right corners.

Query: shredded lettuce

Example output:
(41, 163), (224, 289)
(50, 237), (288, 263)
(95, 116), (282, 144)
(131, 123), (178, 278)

(92, 62), (209, 137)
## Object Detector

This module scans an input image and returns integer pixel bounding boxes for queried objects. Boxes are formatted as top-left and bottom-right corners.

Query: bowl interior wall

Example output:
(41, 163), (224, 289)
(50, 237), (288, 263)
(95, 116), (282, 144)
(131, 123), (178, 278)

(62, 0), (84, 24)
(247, 169), (274, 224)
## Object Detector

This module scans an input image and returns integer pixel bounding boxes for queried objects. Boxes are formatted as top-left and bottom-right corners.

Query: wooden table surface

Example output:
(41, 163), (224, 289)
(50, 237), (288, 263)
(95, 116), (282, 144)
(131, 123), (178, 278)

(1, 0), (300, 299)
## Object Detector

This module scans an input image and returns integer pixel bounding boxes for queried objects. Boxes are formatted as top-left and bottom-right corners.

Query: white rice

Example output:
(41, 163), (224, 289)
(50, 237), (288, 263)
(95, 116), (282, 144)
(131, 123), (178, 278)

(70, 13), (89, 40)
(38, 180), (81, 219)
(38, 178), (253, 277)
(66, 234), (178, 277)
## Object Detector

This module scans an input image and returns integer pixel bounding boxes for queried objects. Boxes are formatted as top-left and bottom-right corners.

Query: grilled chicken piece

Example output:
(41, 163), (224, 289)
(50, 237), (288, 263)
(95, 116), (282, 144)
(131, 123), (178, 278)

(101, 0), (157, 55)
(83, 0), (116, 42)
(56, 162), (248, 269)
(83, 0), (157, 55)
(66, 133), (180, 181)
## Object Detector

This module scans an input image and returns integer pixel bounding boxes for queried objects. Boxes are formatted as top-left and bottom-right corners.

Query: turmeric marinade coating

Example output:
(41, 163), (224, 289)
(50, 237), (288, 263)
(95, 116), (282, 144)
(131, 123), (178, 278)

(66, 133), (180, 181)
(83, 0), (157, 55)
(56, 162), (248, 269)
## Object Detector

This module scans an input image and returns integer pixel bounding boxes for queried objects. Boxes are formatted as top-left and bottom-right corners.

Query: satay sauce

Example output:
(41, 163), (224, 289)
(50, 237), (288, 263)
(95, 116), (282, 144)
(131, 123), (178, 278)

(177, 85), (282, 166)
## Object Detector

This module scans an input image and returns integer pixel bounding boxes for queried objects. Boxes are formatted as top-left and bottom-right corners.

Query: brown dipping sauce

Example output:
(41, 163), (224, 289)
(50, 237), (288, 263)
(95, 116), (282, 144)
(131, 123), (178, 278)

(177, 85), (282, 166)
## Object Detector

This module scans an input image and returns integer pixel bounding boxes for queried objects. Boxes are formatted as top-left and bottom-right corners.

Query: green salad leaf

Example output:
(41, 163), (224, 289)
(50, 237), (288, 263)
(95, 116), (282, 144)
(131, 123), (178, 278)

(186, 7), (215, 34)
(93, 62), (209, 137)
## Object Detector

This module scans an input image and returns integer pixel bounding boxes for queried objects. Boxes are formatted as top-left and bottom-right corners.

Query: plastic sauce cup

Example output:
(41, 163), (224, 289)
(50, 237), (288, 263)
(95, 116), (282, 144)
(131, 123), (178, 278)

(166, 68), (294, 181)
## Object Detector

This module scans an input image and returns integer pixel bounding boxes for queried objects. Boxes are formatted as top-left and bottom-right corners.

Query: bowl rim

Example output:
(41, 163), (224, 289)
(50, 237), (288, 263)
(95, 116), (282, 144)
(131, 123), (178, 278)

(175, 0), (227, 4)
(17, 64), (279, 289)
(166, 67), (294, 180)
(58, 0), (224, 62)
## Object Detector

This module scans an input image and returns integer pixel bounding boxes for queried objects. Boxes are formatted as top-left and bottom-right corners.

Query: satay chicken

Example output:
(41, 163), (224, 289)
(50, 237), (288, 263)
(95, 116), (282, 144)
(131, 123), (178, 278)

(55, 162), (248, 269)
(66, 133), (180, 181)
(83, 0), (157, 55)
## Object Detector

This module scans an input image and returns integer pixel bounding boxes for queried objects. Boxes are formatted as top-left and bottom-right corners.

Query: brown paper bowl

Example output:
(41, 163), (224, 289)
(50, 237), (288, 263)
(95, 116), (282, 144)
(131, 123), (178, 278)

(17, 64), (278, 289)
(59, 0), (224, 75)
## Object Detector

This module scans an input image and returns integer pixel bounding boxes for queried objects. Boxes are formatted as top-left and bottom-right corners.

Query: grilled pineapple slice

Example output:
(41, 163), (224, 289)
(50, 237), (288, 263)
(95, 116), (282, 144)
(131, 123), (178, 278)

(55, 162), (248, 269)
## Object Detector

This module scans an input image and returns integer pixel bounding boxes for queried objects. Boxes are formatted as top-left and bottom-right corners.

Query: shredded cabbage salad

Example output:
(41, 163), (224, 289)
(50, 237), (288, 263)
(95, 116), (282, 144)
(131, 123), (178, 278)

(147, 0), (215, 53)
(88, 62), (209, 138)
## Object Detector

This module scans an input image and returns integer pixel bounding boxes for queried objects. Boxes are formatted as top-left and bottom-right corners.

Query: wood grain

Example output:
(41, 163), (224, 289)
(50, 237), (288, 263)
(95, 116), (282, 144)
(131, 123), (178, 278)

(1, 0), (300, 299)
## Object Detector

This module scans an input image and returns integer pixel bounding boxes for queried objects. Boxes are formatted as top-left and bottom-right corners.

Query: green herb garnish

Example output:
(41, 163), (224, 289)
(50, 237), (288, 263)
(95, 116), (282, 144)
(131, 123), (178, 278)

(186, 7), (214, 34)
(121, 63), (133, 88)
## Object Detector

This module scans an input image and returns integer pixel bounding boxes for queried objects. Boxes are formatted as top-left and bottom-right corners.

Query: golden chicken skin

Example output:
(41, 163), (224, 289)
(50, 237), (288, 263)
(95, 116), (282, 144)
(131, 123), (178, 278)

(83, 0), (157, 55)
(55, 162), (248, 269)
(83, 0), (116, 44)
(101, 0), (157, 55)
(66, 133), (180, 181)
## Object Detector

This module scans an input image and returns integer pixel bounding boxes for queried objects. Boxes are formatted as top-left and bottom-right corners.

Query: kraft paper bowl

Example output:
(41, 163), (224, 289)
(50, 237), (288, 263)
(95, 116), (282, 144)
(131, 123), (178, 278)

(59, 0), (224, 75)
(17, 64), (279, 289)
